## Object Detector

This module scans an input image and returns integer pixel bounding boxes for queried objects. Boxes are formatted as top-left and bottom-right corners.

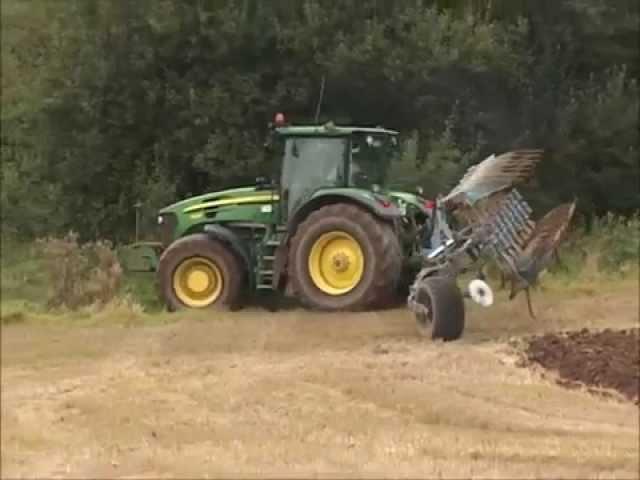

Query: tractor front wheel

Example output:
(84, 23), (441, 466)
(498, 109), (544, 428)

(288, 203), (402, 311)
(413, 276), (465, 341)
(157, 233), (244, 311)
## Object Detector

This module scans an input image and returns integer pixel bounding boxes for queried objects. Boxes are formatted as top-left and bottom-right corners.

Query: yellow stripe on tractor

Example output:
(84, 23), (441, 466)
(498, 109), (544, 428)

(184, 194), (280, 213)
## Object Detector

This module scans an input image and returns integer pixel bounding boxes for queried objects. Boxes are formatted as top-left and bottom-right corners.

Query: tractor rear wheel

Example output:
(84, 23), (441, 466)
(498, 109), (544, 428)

(414, 276), (465, 341)
(288, 203), (402, 311)
(372, 223), (406, 309)
(157, 233), (244, 311)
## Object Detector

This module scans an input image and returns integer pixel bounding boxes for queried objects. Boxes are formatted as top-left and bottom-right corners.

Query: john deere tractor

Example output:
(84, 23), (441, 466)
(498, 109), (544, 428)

(154, 115), (430, 314)
(149, 114), (576, 341)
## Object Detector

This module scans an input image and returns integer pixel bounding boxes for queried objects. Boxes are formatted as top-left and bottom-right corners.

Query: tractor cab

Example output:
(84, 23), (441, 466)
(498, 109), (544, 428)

(268, 114), (400, 221)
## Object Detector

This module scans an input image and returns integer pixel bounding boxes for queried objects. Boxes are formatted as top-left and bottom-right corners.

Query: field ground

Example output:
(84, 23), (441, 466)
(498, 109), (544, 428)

(1, 274), (639, 479)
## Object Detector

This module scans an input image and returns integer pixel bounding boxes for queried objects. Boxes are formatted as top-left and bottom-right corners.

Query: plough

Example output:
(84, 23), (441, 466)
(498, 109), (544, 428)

(408, 149), (577, 339)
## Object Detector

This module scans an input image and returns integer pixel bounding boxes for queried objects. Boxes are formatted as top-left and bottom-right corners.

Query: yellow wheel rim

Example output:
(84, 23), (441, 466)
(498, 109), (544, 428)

(172, 257), (223, 308)
(308, 231), (365, 295)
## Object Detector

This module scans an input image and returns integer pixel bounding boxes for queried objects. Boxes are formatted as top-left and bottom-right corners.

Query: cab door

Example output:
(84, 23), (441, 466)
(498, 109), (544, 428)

(278, 135), (349, 224)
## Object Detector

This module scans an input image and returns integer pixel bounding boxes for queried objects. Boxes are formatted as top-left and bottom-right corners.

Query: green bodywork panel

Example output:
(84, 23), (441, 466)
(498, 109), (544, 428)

(158, 185), (279, 239)
(156, 182), (426, 242)
(387, 191), (430, 216)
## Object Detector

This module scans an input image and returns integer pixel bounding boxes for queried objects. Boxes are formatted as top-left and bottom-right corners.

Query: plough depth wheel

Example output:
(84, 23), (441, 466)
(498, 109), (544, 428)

(413, 276), (465, 341)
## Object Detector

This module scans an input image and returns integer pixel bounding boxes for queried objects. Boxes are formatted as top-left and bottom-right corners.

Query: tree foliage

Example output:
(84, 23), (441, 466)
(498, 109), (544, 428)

(2, 0), (638, 241)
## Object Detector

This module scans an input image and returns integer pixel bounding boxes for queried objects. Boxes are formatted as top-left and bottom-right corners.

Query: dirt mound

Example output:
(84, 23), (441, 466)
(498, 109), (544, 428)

(524, 328), (639, 404)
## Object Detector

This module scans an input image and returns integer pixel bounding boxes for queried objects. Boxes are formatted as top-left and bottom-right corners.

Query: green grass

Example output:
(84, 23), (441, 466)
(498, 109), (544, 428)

(1, 240), (48, 305)
(120, 271), (165, 312)
(1, 235), (166, 325)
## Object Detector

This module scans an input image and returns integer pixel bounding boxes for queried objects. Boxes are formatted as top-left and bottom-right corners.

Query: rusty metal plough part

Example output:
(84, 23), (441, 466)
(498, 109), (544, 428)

(408, 149), (576, 322)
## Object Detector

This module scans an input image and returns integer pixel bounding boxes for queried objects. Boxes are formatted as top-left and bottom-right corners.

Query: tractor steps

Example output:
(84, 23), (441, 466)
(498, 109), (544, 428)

(256, 269), (275, 290)
(256, 235), (281, 291)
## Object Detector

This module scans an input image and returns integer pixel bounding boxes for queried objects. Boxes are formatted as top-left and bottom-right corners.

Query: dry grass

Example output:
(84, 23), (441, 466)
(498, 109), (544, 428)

(34, 232), (123, 310)
(2, 274), (639, 479)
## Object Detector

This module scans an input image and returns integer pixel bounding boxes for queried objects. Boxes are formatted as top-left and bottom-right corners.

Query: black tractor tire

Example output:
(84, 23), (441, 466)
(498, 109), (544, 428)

(372, 223), (405, 309)
(157, 233), (244, 312)
(414, 275), (465, 341)
(288, 203), (402, 311)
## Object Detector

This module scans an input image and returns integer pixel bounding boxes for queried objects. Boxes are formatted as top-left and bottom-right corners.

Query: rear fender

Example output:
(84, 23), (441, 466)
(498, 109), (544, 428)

(308, 188), (403, 220)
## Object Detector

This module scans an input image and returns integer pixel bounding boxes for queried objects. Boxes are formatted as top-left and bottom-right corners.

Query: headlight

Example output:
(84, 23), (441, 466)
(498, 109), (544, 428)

(157, 215), (164, 225)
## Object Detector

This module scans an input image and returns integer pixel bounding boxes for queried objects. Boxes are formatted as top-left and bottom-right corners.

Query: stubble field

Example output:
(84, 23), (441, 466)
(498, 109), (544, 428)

(1, 275), (639, 479)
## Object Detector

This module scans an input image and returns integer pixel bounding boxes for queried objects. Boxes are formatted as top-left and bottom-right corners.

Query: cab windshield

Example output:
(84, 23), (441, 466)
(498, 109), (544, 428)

(349, 133), (399, 189)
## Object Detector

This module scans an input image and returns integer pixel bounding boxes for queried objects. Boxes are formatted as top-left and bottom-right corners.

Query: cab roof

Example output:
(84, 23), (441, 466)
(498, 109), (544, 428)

(274, 123), (398, 137)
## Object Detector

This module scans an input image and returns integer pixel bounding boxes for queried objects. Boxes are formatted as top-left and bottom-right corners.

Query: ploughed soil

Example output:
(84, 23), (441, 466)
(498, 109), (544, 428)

(525, 328), (639, 405)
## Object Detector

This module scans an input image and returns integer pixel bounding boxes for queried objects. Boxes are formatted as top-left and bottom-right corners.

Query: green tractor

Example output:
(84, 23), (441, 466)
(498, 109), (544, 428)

(154, 114), (430, 314)
(144, 114), (576, 341)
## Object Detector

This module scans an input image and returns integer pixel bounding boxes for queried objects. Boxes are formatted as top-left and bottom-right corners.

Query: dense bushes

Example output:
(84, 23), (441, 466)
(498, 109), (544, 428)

(1, 0), (638, 243)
